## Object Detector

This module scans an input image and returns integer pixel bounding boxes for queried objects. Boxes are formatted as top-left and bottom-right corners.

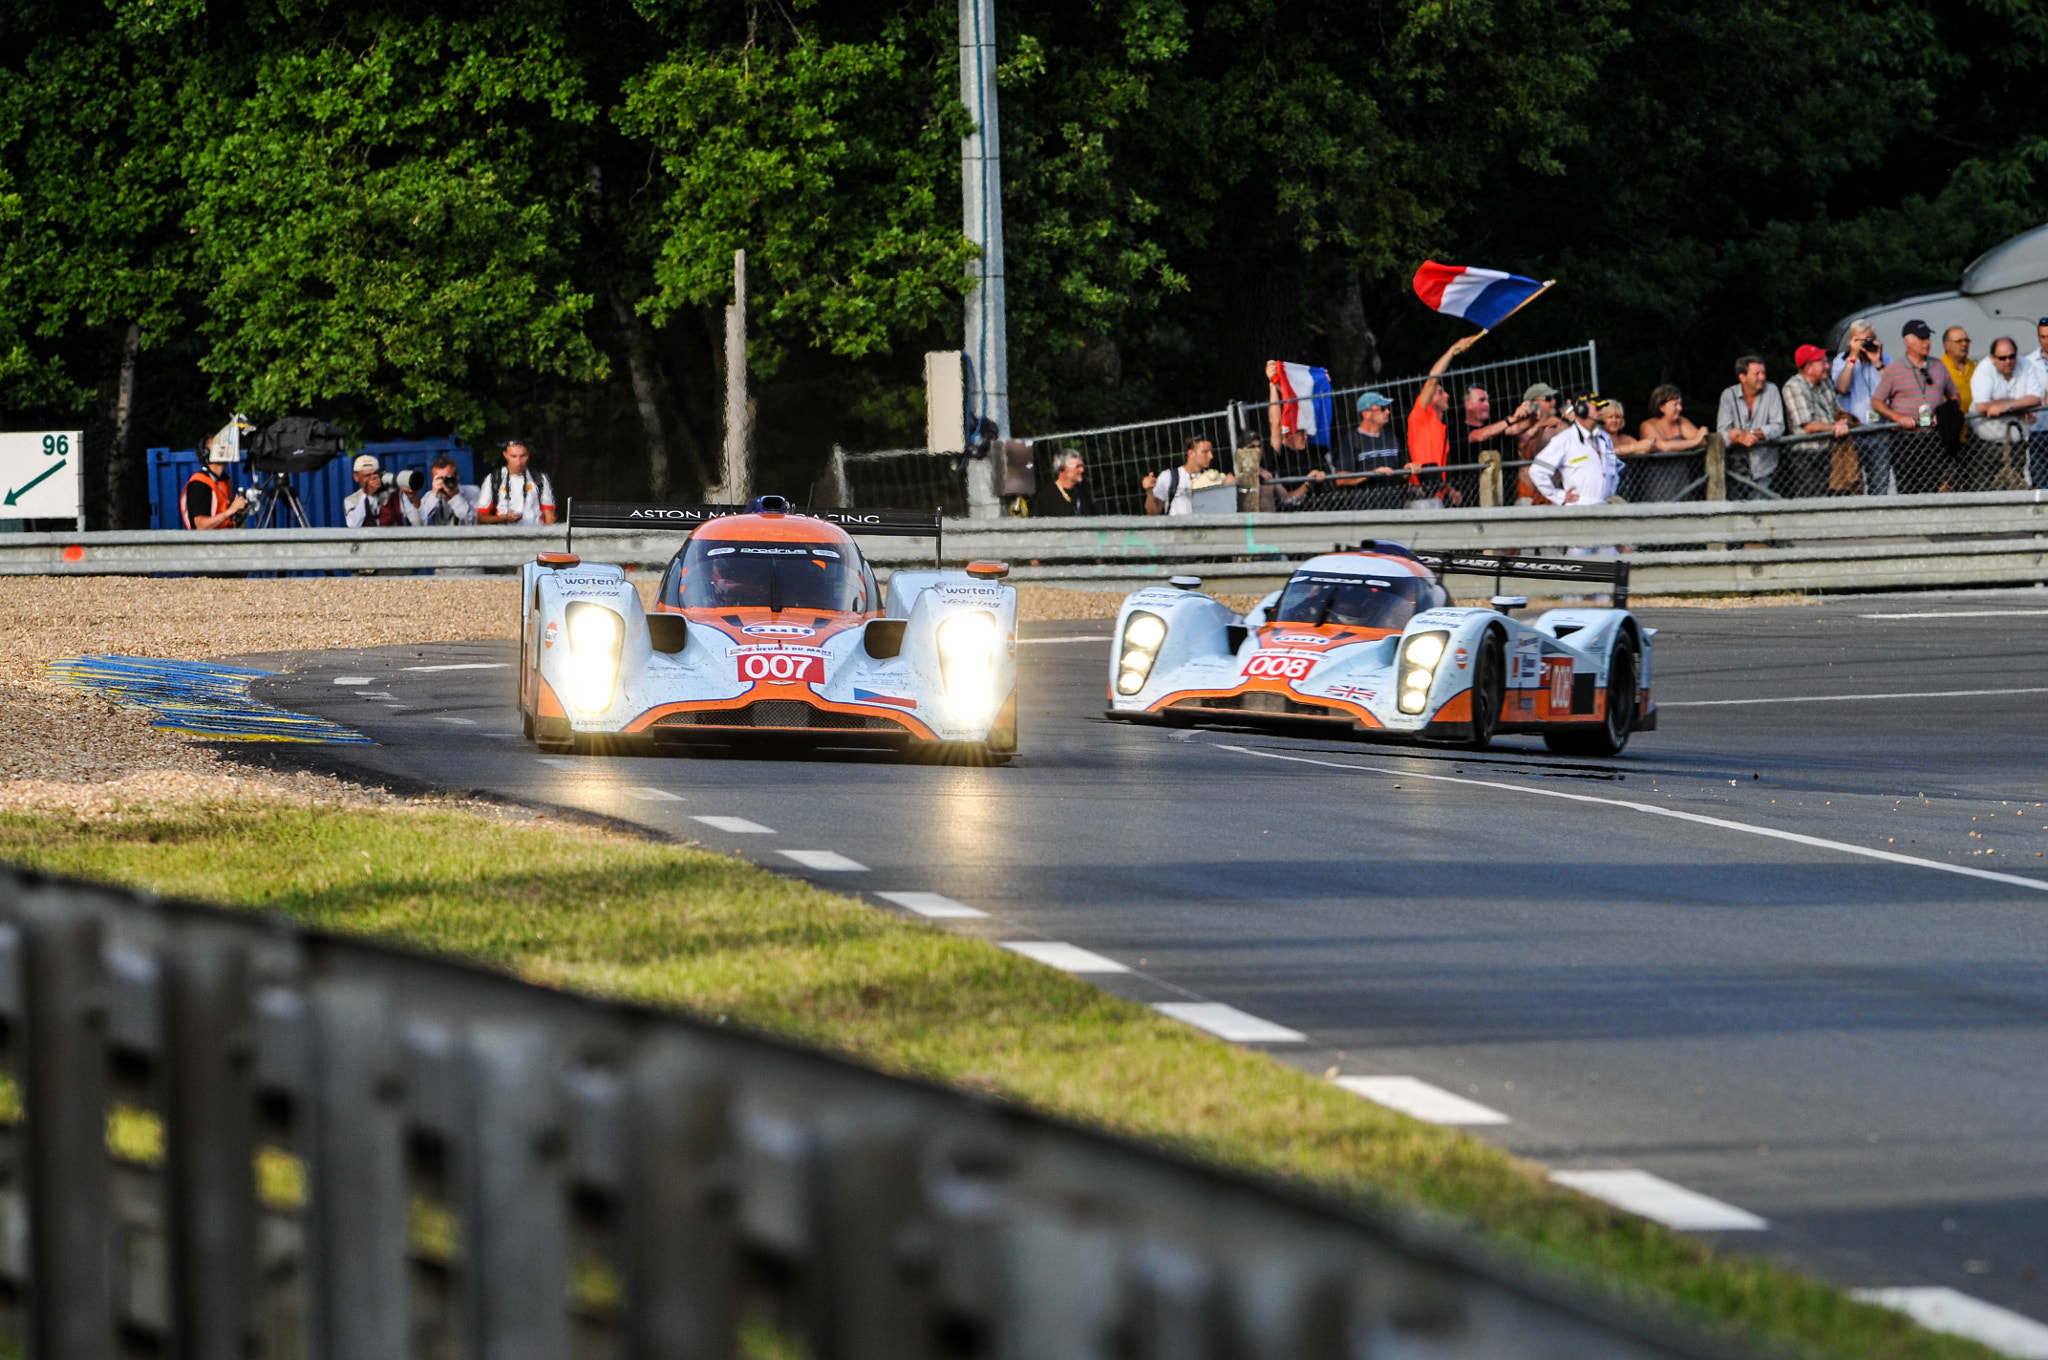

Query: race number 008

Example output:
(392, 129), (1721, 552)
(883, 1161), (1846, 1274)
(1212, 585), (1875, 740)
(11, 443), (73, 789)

(1242, 653), (1315, 681)
(740, 653), (822, 684)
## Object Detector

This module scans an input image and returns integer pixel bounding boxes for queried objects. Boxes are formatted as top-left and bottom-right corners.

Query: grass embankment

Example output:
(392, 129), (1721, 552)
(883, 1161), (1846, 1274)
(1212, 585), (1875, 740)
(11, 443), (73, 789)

(0, 803), (1983, 1360)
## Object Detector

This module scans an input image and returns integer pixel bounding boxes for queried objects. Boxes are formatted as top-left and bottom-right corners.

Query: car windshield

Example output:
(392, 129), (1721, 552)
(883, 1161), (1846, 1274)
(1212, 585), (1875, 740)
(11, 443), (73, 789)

(1273, 572), (1433, 629)
(678, 539), (859, 612)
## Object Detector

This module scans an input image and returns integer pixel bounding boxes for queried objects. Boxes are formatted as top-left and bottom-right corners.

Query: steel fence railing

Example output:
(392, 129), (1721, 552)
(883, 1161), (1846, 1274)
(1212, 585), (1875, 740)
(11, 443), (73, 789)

(0, 864), (1743, 1360)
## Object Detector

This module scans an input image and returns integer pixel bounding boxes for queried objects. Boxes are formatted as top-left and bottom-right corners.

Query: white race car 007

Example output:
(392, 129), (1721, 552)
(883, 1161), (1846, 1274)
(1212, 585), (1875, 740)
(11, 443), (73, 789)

(518, 496), (1019, 761)
(1104, 542), (1657, 755)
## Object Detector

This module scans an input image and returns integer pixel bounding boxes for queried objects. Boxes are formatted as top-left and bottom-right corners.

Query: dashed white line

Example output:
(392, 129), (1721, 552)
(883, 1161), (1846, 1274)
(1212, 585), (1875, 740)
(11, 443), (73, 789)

(876, 891), (988, 919)
(333, 676), (373, 685)
(1854, 1287), (2048, 1357)
(433, 716), (479, 726)
(1001, 941), (1130, 973)
(1018, 635), (1112, 644)
(1860, 609), (2048, 620)
(625, 787), (685, 801)
(404, 662), (511, 671)
(1663, 686), (2048, 708)
(1153, 1002), (1305, 1043)
(777, 850), (868, 871)
(1336, 1076), (1510, 1125)
(1220, 744), (2048, 895)
(691, 815), (773, 834)
(1548, 1170), (1766, 1231)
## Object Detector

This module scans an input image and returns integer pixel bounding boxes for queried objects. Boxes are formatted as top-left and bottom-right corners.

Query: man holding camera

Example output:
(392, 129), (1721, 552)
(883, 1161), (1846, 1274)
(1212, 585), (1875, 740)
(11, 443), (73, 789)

(344, 454), (423, 528)
(418, 454), (478, 525)
(477, 440), (557, 525)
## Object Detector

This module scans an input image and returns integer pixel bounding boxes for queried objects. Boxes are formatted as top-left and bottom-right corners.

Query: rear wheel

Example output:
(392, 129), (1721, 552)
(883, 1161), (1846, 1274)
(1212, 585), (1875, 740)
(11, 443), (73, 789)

(1465, 630), (1505, 750)
(1544, 634), (1638, 757)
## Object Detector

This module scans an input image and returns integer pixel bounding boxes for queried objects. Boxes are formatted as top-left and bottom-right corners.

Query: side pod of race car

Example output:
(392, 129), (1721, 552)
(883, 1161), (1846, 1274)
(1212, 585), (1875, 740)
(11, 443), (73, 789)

(1105, 543), (1657, 756)
(518, 496), (1019, 762)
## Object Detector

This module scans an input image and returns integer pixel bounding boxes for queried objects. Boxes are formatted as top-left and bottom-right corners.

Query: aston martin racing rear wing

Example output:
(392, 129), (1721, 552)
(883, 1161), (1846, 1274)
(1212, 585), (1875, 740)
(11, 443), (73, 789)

(566, 499), (945, 565)
(1410, 550), (1630, 609)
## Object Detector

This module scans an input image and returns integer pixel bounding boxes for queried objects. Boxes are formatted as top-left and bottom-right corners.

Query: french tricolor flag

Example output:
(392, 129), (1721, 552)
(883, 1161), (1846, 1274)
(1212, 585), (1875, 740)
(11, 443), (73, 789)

(1271, 362), (1334, 445)
(1412, 261), (1547, 331)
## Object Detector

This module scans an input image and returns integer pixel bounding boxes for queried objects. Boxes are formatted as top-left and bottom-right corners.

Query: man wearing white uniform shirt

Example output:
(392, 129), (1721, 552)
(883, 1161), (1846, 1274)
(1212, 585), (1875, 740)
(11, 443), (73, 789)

(1971, 337), (2048, 488)
(2025, 317), (2048, 390)
(1529, 397), (1622, 505)
(476, 440), (557, 525)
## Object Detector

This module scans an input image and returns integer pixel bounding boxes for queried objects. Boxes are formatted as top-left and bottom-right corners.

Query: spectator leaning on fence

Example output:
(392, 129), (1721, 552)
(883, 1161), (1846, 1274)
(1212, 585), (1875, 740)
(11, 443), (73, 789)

(477, 440), (557, 525)
(418, 454), (478, 526)
(1032, 448), (1096, 517)
(1970, 337), (2047, 489)
(1332, 391), (1404, 509)
(1942, 326), (1976, 411)
(2024, 317), (2048, 390)
(1143, 436), (1234, 516)
(1871, 319), (1959, 495)
(181, 433), (247, 530)
(1782, 344), (1855, 498)
(1630, 385), (1707, 503)
(344, 454), (422, 528)
(1716, 356), (1787, 496)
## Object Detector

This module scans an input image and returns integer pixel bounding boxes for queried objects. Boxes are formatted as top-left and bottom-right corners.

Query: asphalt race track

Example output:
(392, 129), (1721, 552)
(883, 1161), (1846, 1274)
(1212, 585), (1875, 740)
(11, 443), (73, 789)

(235, 588), (2048, 1339)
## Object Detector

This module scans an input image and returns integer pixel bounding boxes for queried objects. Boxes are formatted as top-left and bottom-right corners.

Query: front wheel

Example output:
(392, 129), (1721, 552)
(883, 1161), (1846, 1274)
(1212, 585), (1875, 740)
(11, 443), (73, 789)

(1544, 634), (1638, 757)
(1465, 630), (1505, 750)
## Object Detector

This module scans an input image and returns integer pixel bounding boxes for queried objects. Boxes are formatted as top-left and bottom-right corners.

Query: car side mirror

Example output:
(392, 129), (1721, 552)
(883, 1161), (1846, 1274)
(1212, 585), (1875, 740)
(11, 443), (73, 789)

(1491, 596), (1529, 613)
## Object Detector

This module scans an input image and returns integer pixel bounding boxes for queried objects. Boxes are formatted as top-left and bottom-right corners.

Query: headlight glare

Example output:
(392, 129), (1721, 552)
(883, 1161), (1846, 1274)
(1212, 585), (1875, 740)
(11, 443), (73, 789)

(1404, 633), (1445, 667)
(1117, 669), (1146, 695)
(1125, 614), (1166, 650)
(1405, 667), (1432, 690)
(1115, 611), (1168, 696)
(1398, 689), (1428, 714)
(563, 602), (626, 713)
(938, 611), (1000, 722)
(570, 606), (622, 654)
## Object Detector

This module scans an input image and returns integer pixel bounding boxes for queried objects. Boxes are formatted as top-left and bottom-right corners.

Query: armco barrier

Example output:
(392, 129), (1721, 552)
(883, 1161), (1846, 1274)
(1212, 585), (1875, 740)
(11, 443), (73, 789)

(5, 491), (2048, 594)
(0, 865), (1741, 1360)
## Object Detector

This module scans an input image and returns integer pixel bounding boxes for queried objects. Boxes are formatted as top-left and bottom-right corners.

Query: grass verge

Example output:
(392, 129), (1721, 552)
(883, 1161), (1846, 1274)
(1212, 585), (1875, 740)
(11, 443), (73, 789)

(0, 801), (1987, 1360)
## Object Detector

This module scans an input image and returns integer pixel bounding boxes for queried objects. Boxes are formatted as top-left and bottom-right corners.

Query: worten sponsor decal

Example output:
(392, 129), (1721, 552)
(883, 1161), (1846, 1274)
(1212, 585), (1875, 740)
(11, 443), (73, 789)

(742, 623), (815, 638)
(1242, 653), (1317, 681)
(853, 687), (917, 709)
(738, 653), (824, 684)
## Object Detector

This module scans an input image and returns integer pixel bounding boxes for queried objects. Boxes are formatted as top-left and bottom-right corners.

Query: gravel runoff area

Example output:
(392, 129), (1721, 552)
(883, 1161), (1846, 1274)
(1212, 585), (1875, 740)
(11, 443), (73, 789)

(1, 574), (1819, 816)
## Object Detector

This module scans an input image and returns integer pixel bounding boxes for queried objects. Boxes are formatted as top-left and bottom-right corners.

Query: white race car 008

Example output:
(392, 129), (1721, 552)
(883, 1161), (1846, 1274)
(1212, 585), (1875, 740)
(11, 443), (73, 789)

(1104, 542), (1657, 755)
(518, 496), (1019, 761)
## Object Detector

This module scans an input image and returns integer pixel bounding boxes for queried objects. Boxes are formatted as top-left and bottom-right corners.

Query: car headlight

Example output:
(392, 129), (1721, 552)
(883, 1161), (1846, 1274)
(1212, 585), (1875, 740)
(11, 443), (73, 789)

(564, 601), (625, 713)
(1116, 611), (1168, 695)
(938, 611), (1000, 722)
(1398, 630), (1451, 714)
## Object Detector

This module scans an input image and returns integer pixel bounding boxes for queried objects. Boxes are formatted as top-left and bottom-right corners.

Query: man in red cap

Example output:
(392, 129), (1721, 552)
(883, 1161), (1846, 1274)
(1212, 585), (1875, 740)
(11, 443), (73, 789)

(1782, 343), (1855, 496)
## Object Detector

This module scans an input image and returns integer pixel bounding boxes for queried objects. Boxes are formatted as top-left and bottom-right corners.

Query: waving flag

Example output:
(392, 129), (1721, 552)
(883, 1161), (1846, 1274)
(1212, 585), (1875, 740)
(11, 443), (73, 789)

(1269, 362), (1334, 445)
(1412, 261), (1549, 331)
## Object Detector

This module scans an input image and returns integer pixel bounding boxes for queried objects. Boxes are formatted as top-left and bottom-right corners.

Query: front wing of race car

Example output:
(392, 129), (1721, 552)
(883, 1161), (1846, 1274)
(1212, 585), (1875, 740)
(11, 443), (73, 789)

(518, 558), (1019, 754)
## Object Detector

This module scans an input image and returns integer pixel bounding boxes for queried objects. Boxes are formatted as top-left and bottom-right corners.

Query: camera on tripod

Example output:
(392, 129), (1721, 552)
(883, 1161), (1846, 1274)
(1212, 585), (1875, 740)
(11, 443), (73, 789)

(211, 414), (350, 529)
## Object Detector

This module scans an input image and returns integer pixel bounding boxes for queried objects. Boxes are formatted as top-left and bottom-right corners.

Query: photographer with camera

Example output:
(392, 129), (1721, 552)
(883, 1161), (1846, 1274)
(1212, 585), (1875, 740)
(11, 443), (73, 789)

(477, 440), (556, 525)
(344, 454), (423, 528)
(419, 454), (478, 525)
(181, 433), (248, 529)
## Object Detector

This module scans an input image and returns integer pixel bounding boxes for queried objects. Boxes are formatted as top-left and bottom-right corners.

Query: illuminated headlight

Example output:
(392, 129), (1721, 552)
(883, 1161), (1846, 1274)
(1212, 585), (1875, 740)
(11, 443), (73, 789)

(564, 602), (625, 713)
(938, 611), (1000, 721)
(1398, 630), (1451, 714)
(1116, 611), (1168, 695)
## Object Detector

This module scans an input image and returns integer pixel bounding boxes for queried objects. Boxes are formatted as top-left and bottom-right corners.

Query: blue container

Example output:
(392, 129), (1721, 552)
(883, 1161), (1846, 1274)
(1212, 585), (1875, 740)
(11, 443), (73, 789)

(146, 436), (474, 530)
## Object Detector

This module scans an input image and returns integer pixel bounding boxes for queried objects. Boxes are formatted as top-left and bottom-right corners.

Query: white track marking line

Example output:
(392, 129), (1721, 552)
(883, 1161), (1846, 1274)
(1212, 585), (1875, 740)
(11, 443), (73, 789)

(1860, 609), (2048, 620)
(536, 756), (580, 770)
(403, 662), (510, 671)
(625, 787), (684, 801)
(1219, 744), (2048, 895)
(1000, 941), (1130, 973)
(1548, 1170), (1767, 1231)
(877, 891), (988, 919)
(691, 815), (773, 834)
(1854, 1287), (2048, 1357)
(1018, 635), (1113, 644)
(777, 849), (868, 871)
(1153, 1002), (1306, 1043)
(1663, 686), (2048, 707)
(433, 716), (479, 726)
(1337, 1076), (1509, 1125)
(333, 676), (373, 685)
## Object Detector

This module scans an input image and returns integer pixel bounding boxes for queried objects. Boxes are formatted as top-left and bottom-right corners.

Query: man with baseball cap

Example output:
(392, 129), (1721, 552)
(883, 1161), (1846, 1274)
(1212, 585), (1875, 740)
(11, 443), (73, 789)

(344, 453), (423, 528)
(1332, 390), (1404, 509)
(1871, 318), (1960, 494)
(1782, 343), (1855, 496)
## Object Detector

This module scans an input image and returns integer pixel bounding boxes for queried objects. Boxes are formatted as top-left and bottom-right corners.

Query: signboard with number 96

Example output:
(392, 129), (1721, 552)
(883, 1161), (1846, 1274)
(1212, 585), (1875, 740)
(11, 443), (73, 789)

(0, 431), (83, 521)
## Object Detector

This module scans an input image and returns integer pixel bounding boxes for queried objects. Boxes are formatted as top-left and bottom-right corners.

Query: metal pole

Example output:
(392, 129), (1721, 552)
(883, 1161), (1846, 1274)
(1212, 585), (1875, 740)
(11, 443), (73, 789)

(722, 250), (751, 506)
(960, 0), (1008, 518)
(1588, 338), (1600, 397)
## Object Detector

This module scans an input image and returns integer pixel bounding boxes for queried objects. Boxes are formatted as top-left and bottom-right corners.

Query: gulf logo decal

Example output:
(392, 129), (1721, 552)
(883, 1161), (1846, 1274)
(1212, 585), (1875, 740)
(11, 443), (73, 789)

(740, 653), (824, 684)
(743, 623), (816, 638)
(1266, 633), (1333, 648)
(1242, 653), (1316, 681)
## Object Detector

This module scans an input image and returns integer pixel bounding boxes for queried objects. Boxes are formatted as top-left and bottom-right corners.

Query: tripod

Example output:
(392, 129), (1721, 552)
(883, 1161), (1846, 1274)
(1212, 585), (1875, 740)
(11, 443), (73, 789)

(242, 471), (312, 529)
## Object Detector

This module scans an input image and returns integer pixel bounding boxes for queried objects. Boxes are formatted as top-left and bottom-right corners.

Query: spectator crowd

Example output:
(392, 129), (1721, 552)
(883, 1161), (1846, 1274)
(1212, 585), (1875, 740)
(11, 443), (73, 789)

(183, 439), (557, 531)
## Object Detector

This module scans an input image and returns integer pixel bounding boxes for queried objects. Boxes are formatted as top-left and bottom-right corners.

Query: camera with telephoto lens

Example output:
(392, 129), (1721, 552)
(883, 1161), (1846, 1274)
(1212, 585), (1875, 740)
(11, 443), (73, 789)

(393, 468), (425, 495)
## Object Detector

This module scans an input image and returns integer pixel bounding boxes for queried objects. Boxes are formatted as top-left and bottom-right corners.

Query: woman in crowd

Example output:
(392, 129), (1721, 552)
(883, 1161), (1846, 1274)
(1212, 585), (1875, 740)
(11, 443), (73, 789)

(1632, 384), (1708, 502)
(1600, 400), (1647, 499)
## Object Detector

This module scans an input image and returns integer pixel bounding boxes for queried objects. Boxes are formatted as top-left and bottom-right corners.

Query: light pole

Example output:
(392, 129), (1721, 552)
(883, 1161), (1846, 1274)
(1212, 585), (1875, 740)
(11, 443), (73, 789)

(960, 0), (1008, 517)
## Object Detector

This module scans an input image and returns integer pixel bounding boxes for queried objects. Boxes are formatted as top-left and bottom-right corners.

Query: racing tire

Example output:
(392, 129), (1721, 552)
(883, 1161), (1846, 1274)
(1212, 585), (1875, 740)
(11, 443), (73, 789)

(522, 707), (534, 740)
(1465, 629), (1505, 751)
(1543, 633), (1638, 757)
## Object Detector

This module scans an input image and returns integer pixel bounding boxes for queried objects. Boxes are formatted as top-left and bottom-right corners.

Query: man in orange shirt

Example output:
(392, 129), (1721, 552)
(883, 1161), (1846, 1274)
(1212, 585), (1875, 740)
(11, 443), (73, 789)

(1406, 333), (1480, 505)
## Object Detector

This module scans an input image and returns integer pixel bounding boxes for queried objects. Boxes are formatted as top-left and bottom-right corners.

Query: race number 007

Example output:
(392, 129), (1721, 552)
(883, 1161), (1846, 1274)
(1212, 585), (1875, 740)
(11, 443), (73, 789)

(740, 653), (822, 684)
(1242, 653), (1315, 681)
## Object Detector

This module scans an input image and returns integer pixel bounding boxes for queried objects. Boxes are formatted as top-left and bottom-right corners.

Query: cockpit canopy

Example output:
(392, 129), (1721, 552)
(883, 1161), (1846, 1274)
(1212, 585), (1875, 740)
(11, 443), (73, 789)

(1273, 567), (1447, 630)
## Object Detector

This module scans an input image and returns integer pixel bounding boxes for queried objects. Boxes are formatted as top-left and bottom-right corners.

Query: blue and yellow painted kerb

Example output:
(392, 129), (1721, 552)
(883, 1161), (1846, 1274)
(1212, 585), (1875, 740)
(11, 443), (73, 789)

(47, 656), (372, 744)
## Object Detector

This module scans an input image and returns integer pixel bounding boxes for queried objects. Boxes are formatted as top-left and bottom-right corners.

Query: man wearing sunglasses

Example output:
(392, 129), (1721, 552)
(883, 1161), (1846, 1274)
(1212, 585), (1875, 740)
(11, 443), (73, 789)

(1970, 338), (2047, 489)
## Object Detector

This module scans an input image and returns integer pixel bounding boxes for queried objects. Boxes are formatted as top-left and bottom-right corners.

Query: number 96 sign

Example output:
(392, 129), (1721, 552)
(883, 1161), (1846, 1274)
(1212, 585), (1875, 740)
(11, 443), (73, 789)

(0, 431), (83, 520)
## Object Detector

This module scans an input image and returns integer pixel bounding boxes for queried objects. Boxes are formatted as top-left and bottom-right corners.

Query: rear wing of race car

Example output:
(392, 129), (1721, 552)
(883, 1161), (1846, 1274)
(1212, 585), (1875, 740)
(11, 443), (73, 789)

(1409, 549), (1631, 608)
(566, 499), (945, 566)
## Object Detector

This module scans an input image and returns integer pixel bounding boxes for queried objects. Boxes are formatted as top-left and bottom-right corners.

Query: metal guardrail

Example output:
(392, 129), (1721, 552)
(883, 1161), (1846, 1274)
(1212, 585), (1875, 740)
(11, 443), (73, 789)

(0, 865), (1742, 1360)
(4, 492), (2048, 596)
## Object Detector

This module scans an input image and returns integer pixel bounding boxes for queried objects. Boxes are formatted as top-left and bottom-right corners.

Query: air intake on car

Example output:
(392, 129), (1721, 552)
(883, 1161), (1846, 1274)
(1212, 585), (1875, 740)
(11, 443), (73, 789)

(750, 700), (812, 728)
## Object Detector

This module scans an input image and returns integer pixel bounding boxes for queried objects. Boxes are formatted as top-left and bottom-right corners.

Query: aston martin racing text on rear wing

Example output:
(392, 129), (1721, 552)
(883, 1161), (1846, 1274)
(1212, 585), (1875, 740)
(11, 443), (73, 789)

(566, 500), (944, 564)
(1411, 551), (1630, 608)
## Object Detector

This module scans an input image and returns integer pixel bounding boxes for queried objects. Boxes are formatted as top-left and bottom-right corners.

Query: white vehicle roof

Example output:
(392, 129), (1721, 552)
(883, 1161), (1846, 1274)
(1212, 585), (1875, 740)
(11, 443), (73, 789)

(1291, 551), (1434, 579)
